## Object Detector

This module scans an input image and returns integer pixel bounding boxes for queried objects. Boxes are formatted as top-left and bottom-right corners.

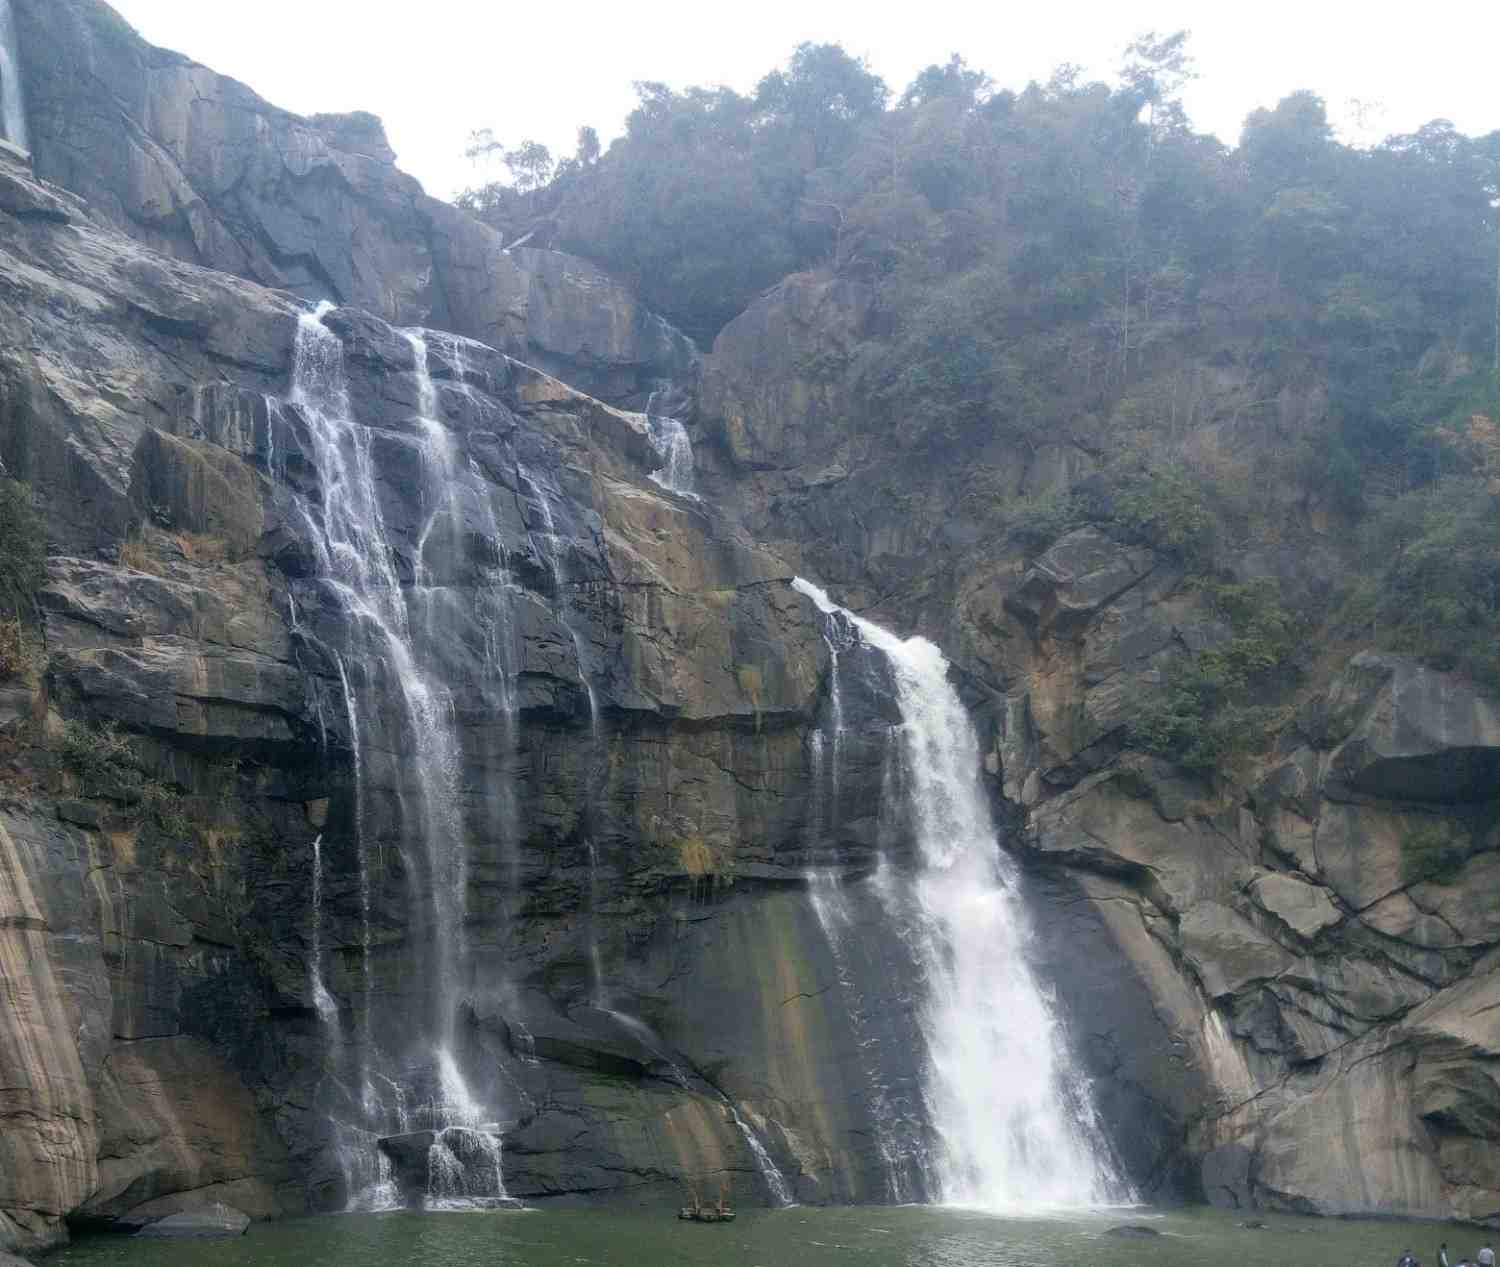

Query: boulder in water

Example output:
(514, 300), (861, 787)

(135, 1201), (250, 1238)
(1105, 1224), (1162, 1238)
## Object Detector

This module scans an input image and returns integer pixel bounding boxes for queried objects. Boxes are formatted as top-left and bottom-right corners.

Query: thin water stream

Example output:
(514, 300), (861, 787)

(641, 389), (696, 497)
(0, 0), (27, 153)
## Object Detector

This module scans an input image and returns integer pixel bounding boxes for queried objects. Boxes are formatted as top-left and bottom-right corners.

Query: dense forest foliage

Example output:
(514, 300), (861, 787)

(458, 37), (1500, 726)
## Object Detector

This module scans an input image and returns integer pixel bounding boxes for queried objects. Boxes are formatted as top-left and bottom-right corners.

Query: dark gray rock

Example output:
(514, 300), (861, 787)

(702, 270), (870, 474)
(1323, 653), (1500, 802)
(14, 0), (697, 410)
(134, 1201), (249, 1239)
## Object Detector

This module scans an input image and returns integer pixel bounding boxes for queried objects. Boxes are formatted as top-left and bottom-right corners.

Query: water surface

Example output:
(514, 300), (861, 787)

(47, 1205), (1484, 1267)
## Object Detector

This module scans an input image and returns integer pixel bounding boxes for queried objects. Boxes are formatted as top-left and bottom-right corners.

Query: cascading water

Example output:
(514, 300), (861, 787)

(0, 0), (28, 154)
(309, 834), (338, 1026)
(641, 390), (696, 498)
(793, 578), (1130, 1211)
(724, 1102), (793, 1207)
(288, 307), (512, 1209)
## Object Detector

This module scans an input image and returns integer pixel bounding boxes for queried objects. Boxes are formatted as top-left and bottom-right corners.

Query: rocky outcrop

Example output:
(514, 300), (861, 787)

(702, 270), (871, 474)
(11, 0), (698, 409)
(965, 532), (1500, 1220)
(0, 819), (97, 1251)
(134, 1200), (250, 1238)
(701, 273), (1500, 1222)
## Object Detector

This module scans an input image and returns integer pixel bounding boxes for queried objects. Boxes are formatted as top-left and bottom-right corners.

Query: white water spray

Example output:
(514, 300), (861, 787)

(641, 391), (696, 498)
(793, 578), (1128, 1211)
(309, 834), (338, 1026)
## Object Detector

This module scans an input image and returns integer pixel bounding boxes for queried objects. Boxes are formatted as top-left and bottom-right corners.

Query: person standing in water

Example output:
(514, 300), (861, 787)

(1440, 1243), (1450, 1267)
(1478, 1242), (1494, 1267)
(1399, 1251), (1419, 1267)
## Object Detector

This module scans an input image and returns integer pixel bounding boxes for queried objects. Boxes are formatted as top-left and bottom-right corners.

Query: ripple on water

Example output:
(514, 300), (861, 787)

(44, 1205), (1487, 1267)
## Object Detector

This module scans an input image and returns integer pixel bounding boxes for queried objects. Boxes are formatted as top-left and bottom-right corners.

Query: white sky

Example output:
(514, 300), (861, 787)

(103, 0), (1500, 202)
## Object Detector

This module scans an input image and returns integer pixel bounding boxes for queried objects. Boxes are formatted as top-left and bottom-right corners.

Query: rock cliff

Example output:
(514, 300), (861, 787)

(697, 270), (1500, 1222)
(12, 0), (693, 410)
(1, 0), (1497, 1251)
(0, 137), (914, 1250)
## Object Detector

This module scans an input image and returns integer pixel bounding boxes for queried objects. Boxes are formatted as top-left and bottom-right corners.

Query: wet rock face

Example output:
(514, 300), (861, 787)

(0, 149), (919, 1249)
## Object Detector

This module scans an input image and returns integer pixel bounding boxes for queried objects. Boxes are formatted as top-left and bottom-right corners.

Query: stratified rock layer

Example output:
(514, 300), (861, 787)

(0, 143), (902, 1250)
(0, 0), (1497, 1246)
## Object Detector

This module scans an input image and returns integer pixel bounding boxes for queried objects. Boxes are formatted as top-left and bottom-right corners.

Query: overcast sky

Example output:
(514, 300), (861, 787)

(104, 0), (1500, 202)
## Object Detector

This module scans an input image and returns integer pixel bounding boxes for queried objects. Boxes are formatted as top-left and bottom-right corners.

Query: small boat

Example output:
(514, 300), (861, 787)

(678, 1179), (735, 1222)
(678, 1206), (736, 1222)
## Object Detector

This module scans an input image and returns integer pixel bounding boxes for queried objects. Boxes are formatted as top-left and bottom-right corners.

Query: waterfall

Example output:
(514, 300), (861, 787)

(724, 1101), (793, 1207)
(642, 391), (696, 498)
(309, 834), (338, 1026)
(423, 1051), (507, 1210)
(793, 578), (1129, 1211)
(288, 307), (511, 1208)
(0, 0), (27, 154)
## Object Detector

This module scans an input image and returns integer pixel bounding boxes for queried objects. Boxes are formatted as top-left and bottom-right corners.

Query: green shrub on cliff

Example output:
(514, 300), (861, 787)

(1342, 476), (1500, 686)
(1110, 466), (1219, 569)
(1005, 464), (1220, 567)
(56, 719), (136, 780)
(1005, 493), (1091, 552)
(1126, 661), (1243, 771)
(55, 720), (193, 835)
(1400, 820), (1471, 886)
(1127, 577), (1300, 770)
(0, 618), (37, 682)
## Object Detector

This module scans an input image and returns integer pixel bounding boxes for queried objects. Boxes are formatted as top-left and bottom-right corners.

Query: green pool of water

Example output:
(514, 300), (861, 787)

(44, 1205), (1486, 1267)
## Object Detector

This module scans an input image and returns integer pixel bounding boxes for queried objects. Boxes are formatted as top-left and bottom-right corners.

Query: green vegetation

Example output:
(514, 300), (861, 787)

(465, 40), (1500, 463)
(460, 36), (1500, 770)
(1340, 415), (1500, 684)
(1400, 820), (1471, 887)
(1004, 462), (1218, 567)
(55, 720), (192, 836)
(1126, 579), (1300, 771)
(0, 617), (37, 682)
(56, 719), (136, 780)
